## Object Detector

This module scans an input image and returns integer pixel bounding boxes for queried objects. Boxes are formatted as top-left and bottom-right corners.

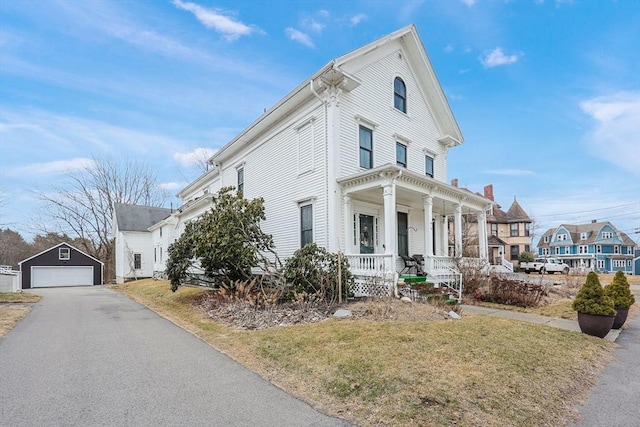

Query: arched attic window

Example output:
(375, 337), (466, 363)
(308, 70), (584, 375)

(393, 77), (407, 113)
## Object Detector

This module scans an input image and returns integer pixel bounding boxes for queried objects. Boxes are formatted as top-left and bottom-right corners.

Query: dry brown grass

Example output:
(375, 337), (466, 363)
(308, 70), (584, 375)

(0, 292), (42, 303)
(0, 305), (32, 338)
(113, 279), (616, 427)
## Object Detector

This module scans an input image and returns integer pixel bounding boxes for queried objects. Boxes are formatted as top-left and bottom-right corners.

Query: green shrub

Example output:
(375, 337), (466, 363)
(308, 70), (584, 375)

(604, 270), (636, 308)
(518, 251), (535, 263)
(282, 243), (353, 303)
(572, 272), (616, 316)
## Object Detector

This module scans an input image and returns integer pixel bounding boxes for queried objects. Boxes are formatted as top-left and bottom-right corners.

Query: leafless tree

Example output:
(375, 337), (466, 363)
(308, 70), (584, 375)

(35, 156), (167, 281)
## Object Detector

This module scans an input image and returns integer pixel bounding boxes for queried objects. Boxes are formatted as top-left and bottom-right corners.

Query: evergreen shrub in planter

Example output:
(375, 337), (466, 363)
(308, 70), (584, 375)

(604, 270), (636, 329)
(572, 272), (616, 338)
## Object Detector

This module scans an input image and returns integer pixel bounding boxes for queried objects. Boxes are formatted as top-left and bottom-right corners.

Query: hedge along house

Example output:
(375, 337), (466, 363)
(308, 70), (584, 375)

(19, 242), (103, 289)
(146, 25), (493, 298)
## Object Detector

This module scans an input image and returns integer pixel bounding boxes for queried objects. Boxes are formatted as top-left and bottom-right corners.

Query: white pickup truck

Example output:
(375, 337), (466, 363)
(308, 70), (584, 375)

(520, 258), (570, 274)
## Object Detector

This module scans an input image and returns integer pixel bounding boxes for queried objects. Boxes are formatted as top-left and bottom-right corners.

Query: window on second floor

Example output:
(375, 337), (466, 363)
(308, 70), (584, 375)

(237, 167), (244, 194)
(544, 236), (549, 243)
(555, 247), (560, 255)
(614, 245), (620, 254)
(425, 155), (434, 178)
(359, 126), (373, 169)
(579, 245), (588, 254)
(393, 77), (407, 113)
(396, 142), (407, 168)
(580, 232), (588, 240)
(525, 224), (530, 236)
(490, 223), (498, 236)
(596, 245), (602, 253)
(510, 223), (518, 237)
(628, 246), (634, 255)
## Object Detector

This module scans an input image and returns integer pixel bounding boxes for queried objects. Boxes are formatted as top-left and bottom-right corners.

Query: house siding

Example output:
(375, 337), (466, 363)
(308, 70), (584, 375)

(340, 47), (445, 182)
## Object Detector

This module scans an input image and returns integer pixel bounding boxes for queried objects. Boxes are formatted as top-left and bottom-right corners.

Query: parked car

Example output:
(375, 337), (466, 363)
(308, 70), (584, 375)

(520, 258), (570, 274)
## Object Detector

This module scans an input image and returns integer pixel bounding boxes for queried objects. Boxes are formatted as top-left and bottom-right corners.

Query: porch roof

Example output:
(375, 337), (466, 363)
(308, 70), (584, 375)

(337, 164), (492, 213)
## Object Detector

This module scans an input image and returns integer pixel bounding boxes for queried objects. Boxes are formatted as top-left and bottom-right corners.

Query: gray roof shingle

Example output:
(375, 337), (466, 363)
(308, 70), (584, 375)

(114, 203), (172, 232)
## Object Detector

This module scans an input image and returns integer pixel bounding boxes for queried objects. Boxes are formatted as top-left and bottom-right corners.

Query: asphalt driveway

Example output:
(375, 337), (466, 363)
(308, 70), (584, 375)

(0, 286), (351, 427)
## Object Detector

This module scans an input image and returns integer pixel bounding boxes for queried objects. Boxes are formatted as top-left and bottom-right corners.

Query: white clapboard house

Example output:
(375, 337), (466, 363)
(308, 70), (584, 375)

(124, 25), (493, 297)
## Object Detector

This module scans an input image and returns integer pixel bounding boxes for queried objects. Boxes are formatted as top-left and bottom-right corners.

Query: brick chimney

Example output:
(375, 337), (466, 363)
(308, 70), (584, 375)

(484, 184), (494, 201)
(451, 178), (458, 187)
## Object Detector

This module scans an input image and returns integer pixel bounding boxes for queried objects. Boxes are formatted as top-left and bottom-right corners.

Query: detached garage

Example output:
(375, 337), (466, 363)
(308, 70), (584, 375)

(19, 243), (103, 289)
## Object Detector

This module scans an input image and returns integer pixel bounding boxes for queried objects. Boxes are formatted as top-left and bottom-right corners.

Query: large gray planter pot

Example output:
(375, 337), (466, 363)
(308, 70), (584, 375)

(577, 312), (615, 338)
(612, 307), (630, 329)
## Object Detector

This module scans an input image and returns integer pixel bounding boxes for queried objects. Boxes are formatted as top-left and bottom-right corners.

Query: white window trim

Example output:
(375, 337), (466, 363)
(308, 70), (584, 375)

(59, 248), (70, 260)
(299, 202), (314, 248)
(392, 73), (409, 116)
(354, 114), (378, 129)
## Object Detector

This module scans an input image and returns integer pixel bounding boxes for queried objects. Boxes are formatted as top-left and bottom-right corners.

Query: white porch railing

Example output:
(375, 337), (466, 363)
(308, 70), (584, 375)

(501, 257), (514, 272)
(345, 254), (395, 297)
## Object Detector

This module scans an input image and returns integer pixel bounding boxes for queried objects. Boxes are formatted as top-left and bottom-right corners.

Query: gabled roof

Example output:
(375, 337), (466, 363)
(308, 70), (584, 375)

(114, 203), (172, 232)
(19, 242), (103, 265)
(505, 198), (532, 223)
(538, 221), (637, 247)
(207, 24), (463, 165)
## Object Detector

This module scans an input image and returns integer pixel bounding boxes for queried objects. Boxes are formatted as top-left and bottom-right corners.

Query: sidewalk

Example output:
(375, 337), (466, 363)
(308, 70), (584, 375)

(460, 304), (622, 341)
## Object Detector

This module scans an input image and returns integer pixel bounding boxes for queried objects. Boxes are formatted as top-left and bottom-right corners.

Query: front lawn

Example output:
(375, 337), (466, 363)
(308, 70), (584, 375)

(113, 279), (615, 427)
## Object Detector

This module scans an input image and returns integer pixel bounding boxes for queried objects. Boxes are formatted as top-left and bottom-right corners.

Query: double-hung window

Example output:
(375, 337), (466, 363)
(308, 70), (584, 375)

(396, 142), (407, 168)
(425, 155), (434, 178)
(393, 77), (407, 113)
(510, 223), (518, 237)
(359, 126), (373, 169)
(300, 204), (313, 247)
(134, 253), (142, 270)
(237, 167), (244, 194)
(59, 247), (70, 260)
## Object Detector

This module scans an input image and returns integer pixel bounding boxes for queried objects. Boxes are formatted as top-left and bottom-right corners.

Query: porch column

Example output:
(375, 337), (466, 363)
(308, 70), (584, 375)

(382, 176), (397, 272)
(441, 215), (448, 256)
(343, 194), (352, 253)
(325, 85), (341, 252)
(423, 195), (433, 256)
(454, 203), (462, 257)
(478, 209), (488, 259)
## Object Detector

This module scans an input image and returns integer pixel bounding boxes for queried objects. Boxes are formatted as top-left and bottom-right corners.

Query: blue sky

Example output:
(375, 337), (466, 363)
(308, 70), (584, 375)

(1, 0), (639, 245)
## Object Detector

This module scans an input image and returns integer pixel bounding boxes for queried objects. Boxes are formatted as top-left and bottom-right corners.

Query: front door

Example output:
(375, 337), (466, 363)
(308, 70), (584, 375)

(359, 214), (375, 254)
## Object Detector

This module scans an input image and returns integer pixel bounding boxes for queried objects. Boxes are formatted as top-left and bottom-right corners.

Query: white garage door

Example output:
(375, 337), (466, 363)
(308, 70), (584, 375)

(31, 266), (94, 288)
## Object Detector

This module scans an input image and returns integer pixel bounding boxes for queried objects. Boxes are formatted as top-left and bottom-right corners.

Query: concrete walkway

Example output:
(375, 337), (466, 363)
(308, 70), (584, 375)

(460, 304), (622, 341)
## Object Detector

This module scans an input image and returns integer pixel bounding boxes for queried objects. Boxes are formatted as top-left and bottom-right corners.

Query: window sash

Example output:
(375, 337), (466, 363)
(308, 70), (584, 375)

(510, 223), (518, 237)
(359, 126), (373, 169)
(300, 205), (313, 247)
(396, 142), (407, 168)
(394, 77), (406, 113)
(425, 155), (434, 177)
(59, 248), (70, 260)
(237, 167), (245, 193)
(134, 253), (142, 270)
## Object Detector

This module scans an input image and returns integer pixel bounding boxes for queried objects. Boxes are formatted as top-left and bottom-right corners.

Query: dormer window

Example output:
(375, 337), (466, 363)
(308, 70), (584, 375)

(580, 232), (587, 240)
(393, 77), (406, 113)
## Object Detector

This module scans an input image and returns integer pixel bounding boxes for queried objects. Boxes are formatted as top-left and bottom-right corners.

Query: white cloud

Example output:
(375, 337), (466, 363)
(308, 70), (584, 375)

(285, 28), (314, 48)
(173, 147), (217, 166)
(158, 182), (182, 191)
(580, 91), (640, 175)
(480, 47), (522, 68)
(172, 0), (262, 41)
(485, 169), (535, 176)
(349, 13), (367, 26)
(444, 44), (454, 54)
(461, 0), (477, 6)
(6, 158), (95, 176)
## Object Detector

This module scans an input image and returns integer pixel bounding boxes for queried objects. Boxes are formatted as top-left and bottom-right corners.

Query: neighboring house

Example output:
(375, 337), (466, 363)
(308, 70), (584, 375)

(19, 242), (103, 288)
(634, 249), (640, 276)
(454, 184), (532, 271)
(537, 221), (637, 274)
(113, 203), (172, 283)
(136, 25), (494, 297)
